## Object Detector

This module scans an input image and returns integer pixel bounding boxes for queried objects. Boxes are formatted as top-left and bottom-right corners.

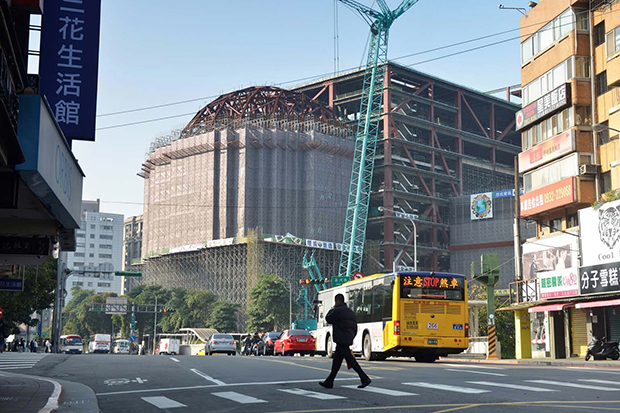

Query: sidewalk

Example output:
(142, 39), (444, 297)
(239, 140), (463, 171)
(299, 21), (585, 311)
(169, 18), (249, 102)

(443, 356), (620, 368)
(0, 371), (100, 413)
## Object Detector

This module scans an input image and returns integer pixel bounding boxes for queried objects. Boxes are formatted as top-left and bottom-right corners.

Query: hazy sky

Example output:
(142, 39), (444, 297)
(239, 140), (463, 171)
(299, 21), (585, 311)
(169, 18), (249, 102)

(67, 0), (524, 219)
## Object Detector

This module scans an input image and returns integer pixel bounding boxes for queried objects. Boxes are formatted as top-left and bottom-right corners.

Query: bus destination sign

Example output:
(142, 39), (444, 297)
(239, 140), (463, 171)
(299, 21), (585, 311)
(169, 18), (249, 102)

(401, 275), (461, 290)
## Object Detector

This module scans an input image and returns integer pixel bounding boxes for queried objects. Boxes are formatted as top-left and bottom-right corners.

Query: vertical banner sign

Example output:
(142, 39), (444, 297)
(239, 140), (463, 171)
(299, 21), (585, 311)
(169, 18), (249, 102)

(40, 0), (102, 143)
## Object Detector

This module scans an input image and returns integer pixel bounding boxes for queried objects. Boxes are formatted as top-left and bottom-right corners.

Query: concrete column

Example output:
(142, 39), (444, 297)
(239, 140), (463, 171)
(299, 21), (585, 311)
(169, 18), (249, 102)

(514, 309), (532, 359)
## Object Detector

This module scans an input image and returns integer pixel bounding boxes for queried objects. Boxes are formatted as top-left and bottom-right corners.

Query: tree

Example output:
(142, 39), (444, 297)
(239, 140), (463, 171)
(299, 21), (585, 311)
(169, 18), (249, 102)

(470, 284), (515, 359)
(246, 273), (289, 332)
(208, 301), (241, 333)
(0, 258), (58, 333)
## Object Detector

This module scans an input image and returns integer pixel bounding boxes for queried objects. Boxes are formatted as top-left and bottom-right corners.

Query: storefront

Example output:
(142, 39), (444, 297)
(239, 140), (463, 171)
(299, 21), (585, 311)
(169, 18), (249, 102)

(569, 307), (588, 357)
(528, 302), (573, 358)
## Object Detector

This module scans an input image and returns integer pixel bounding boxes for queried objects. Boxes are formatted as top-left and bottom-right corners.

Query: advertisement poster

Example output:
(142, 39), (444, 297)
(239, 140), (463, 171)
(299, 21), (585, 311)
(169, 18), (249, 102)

(522, 234), (578, 280)
(470, 192), (493, 220)
(579, 199), (620, 266)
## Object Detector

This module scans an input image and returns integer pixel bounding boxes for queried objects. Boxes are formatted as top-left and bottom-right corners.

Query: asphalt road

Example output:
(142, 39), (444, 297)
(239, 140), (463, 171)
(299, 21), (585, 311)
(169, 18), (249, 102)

(29, 353), (620, 413)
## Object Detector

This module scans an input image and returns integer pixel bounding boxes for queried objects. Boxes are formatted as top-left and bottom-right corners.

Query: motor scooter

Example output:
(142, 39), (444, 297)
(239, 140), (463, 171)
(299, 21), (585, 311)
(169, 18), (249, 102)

(585, 335), (619, 361)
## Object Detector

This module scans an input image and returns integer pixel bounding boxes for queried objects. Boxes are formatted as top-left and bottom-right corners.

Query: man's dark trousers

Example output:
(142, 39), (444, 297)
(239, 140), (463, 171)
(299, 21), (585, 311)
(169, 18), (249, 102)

(324, 344), (370, 384)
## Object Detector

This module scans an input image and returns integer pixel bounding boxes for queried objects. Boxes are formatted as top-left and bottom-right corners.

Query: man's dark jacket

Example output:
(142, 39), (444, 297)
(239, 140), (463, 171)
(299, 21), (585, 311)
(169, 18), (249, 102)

(325, 303), (357, 346)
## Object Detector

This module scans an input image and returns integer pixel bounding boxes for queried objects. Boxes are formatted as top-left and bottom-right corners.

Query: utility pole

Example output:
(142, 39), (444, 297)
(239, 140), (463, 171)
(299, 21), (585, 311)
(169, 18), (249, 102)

(513, 156), (523, 303)
(152, 295), (158, 354)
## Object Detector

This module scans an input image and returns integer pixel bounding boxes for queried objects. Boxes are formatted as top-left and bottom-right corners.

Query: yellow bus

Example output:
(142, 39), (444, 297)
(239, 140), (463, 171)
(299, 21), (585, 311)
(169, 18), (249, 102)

(315, 271), (469, 362)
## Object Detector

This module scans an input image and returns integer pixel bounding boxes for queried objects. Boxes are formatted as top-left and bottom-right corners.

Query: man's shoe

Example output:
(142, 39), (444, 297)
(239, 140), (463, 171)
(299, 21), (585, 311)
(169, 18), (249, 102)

(358, 378), (372, 389)
(319, 381), (333, 389)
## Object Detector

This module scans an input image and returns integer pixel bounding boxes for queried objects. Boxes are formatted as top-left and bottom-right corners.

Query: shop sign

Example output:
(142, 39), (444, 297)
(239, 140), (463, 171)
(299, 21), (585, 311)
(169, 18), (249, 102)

(579, 261), (620, 295)
(522, 234), (578, 281)
(579, 199), (620, 266)
(519, 129), (575, 173)
(516, 83), (569, 131)
(470, 192), (493, 220)
(520, 177), (575, 217)
(537, 268), (579, 299)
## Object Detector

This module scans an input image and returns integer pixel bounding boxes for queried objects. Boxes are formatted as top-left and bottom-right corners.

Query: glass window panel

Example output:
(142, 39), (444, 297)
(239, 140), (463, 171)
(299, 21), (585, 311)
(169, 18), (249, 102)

(576, 10), (588, 31)
(559, 9), (573, 37)
(553, 64), (566, 89)
(615, 27), (620, 54)
(607, 31), (616, 57)
(539, 22), (554, 50)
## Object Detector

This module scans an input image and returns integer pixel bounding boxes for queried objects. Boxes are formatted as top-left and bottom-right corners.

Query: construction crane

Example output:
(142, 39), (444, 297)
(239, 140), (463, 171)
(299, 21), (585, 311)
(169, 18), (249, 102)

(338, 0), (420, 280)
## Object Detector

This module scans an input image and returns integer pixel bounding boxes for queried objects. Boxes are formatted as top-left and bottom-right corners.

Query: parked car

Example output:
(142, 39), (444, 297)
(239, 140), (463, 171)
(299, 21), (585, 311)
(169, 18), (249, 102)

(262, 332), (281, 356)
(274, 329), (315, 356)
(206, 334), (236, 355)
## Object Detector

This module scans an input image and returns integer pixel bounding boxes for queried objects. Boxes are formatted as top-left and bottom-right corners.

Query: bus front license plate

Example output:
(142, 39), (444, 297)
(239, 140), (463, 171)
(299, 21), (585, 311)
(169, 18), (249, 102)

(428, 339), (438, 345)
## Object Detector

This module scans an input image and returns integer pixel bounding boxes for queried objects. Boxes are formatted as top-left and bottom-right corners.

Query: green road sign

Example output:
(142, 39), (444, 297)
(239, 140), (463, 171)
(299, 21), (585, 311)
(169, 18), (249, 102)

(331, 276), (349, 288)
(114, 271), (142, 277)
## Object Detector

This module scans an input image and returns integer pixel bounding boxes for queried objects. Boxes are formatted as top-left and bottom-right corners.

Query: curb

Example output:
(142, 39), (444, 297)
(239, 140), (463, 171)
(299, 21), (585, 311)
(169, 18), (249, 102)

(442, 357), (620, 369)
(0, 371), (63, 413)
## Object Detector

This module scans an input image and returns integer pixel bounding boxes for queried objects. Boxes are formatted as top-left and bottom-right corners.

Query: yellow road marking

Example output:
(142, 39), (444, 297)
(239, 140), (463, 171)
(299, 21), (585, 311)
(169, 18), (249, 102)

(433, 404), (482, 413)
(534, 405), (620, 411)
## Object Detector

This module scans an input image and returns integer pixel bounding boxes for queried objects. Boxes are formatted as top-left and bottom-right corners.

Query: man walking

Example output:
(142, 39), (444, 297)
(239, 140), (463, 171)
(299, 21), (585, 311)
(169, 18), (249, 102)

(319, 293), (371, 389)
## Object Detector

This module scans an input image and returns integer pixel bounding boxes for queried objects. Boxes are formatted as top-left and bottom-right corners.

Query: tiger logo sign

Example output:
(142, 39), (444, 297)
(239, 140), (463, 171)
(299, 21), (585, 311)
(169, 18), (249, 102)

(599, 205), (620, 250)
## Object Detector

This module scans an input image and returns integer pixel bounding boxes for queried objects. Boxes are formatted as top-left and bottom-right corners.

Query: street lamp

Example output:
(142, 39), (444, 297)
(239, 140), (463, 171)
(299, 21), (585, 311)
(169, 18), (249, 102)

(378, 206), (418, 272)
(593, 123), (620, 134)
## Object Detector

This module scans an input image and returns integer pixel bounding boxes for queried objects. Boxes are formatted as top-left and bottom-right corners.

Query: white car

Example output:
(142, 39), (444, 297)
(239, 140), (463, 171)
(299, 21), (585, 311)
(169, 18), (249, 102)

(206, 334), (236, 355)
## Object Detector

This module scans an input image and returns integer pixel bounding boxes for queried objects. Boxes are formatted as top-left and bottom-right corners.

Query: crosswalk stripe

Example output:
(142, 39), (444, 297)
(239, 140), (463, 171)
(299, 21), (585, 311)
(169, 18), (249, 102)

(579, 379), (620, 386)
(341, 385), (417, 396)
(279, 388), (346, 400)
(467, 381), (557, 392)
(142, 396), (187, 409)
(526, 380), (620, 391)
(212, 391), (267, 404)
(403, 382), (489, 394)
(444, 369), (506, 377)
(441, 364), (504, 370)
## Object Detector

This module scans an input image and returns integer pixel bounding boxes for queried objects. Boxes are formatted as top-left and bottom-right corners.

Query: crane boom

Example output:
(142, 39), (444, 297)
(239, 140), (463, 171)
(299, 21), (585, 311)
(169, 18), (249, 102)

(338, 0), (419, 280)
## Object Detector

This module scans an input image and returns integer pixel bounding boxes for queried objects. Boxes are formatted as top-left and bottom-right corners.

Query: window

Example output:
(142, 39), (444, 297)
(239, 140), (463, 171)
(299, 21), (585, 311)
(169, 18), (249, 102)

(87, 282), (93, 287)
(596, 71), (609, 96)
(74, 252), (85, 257)
(575, 56), (589, 78)
(550, 218), (562, 233)
(521, 36), (534, 62)
(606, 25), (620, 57)
(574, 105), (592, 125)
(521, 8), (574, 64)
(567, 213), (578, 229)
(90, 234), (95, 239)
(100, 244), (113, 249)
(99, 254), (112, 259)
(89, 243), (95, 248)
(76, 243), (85, 248)
(76, 232), (85, 238)
(72, 282), (83, 287)
(602, 171), (612, 193)
(102, 225), (113, 230)
(522, 58), (575, 106)
(74, 262), (84, 267)
(89, 253), (94, 258)
(575, 10), (588, 31)
(97, 283), (111, 288)
(100, 235), (113, 240)
(90, 224), (96, 229)
(594, 21), (605, 47)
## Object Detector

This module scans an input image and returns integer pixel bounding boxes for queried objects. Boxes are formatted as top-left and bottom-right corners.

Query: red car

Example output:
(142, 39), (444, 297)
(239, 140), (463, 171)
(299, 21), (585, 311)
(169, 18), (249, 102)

(274, 329), (315, 356)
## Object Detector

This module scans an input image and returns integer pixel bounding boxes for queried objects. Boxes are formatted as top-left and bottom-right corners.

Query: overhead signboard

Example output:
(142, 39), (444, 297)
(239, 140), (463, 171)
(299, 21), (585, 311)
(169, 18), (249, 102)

(105, 297), (128, 315)
(579, 199), (620, 266)
(537, 268), (579, 299)
(0, 278), (24, 291)
(519, 129), (575, 173)
(331, 276), (349, 287)
(470, 192), (493, 220)
(522, 233), (578, 281)
(520, 177), (575, 217)
(515, 83), (570, 131)
(580, 261), (620, 295)
(39, 0), (102, 143)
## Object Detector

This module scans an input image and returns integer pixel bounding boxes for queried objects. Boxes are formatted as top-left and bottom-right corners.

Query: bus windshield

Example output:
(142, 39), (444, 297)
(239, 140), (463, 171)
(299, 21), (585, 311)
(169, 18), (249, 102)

(65, 337), (82, 345)
(400, 274), (464, 301)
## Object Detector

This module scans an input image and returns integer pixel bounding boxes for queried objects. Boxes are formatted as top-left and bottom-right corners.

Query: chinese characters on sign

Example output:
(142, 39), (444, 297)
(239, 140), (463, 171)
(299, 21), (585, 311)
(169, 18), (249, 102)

(580, 261), (620, 295)
(40, 0), (101, 143)
(537, 268), (579, 299)
(515, 83), (570, 131)
(520, 177), (575, 217)
(518, 130), (575, 173)
(401, 275), (461, 289)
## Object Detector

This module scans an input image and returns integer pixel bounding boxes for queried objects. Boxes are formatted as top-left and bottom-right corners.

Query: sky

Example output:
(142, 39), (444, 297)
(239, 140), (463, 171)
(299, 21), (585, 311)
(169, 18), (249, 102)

(63, 0), (526, 219)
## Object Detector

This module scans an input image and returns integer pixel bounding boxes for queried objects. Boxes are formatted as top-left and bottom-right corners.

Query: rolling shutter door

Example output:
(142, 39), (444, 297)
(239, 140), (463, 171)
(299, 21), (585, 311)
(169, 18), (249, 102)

(570, 308), (588, 357)
(606, 306), (620, 342)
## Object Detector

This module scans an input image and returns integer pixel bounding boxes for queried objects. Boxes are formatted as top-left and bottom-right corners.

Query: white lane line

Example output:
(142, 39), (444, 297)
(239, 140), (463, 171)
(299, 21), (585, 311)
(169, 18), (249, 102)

(526, 380), (620, 391)
(0, 366), (38, 370)
(444, 369), (506, 377)
(142, 396), (187, 409)
(564, 367), (620, 375)
(403, 382), (489, 394)
(170, 357), (180, 362)
(96, 377), (358, 396)
(579, 379), (620, 386)
(212, 391), (267, 404)
(279, 388), (346, 400)
(467, 381), (557, 392)
(190, 369), (225, 385)
(441, 364), (505, 370)
(341, 385), (417, 396)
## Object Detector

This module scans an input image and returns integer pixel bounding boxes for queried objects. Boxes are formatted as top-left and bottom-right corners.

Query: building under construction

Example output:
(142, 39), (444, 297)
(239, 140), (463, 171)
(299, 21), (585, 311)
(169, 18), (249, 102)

(134, 63), (521, 306)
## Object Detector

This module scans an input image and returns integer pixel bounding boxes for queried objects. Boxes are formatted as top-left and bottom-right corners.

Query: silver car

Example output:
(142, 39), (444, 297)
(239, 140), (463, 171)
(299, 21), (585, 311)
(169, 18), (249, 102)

(206, 334), (236, 355)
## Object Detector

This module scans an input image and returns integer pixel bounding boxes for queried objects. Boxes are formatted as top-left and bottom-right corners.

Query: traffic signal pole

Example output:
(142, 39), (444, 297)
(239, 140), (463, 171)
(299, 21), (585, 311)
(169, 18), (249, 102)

(153, 295), (158, 354)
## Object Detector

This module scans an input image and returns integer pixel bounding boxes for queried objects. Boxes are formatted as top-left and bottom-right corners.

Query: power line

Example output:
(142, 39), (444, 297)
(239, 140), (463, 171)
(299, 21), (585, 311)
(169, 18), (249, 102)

(96, 112), (196, 131)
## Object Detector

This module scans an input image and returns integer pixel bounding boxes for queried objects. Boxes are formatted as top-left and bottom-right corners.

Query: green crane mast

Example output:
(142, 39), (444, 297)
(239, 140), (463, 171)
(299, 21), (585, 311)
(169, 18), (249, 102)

(338, 0), (420, 279)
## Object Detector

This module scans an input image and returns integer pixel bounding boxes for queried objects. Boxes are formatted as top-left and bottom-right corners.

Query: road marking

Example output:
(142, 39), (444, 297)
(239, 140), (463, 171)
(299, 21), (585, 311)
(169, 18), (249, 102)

(141, 396), (187, 409)
(104, 378), (130, 386)
(136, 377), (144, 384)
(526, 380), (620, 391)
(341, 385), (417, 396)
(565, 367), (620, 375)
(579, 379), (620, 386)
(170, 357), (180, 362)
(258, 357), (373, 377)
(190, 368), (225, 385)
(96, 378), (358, 396)
(467, 381), (557, 392)
(444, 369), (506, 377)
(212, 391), (267, 404)
(279, 388), (346, 400)
(403, 382), (489, 394)
(441, 364), (504, 370)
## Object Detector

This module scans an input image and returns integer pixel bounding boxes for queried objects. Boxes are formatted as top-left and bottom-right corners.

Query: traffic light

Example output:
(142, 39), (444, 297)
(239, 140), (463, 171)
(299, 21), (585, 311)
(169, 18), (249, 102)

(299, 278), (329, 285)
(160, 307), (176, 313)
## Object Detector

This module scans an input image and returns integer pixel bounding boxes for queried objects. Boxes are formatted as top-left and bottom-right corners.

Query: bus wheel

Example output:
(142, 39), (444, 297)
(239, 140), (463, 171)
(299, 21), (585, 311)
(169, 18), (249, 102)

(326, 335), (334, 359)
(362, 334), (372, 361)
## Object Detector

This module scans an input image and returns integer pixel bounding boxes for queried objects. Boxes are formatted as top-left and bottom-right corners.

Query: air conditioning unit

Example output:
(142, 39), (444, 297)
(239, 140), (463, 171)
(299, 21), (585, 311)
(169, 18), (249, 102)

(579, 164), (598, 175)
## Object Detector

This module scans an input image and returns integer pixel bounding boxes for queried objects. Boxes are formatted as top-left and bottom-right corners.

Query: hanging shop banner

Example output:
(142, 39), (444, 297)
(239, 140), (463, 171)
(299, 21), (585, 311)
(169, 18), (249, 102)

(39, 0), (102, 143)
(515, 83), (570, 131)
(519, 129), (575, 173)
(522, 233), (579, 281)
(537, 268), (579, 299)
(520, 177), (575, 217)
(579, 199), (620, 266)
(580, 261), (620, 295)
(470, 192), (493, 220)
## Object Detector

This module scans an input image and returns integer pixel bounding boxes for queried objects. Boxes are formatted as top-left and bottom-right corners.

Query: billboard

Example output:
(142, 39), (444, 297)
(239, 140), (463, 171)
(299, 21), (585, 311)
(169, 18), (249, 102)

(520, 177), (575, 217)
(579, 199), (620, 266)
(519, 129), (575, 173)
(470, 192), (493, 220)
(537, 268), (579, 299)
(522, 233), (579, 281)
(40, 0), (102, 143)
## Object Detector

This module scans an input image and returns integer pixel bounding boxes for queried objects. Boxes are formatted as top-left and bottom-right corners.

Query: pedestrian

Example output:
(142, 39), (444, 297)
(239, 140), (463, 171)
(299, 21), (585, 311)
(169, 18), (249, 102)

(45, 339), (51, 353)
(319, 293), (371, 389)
